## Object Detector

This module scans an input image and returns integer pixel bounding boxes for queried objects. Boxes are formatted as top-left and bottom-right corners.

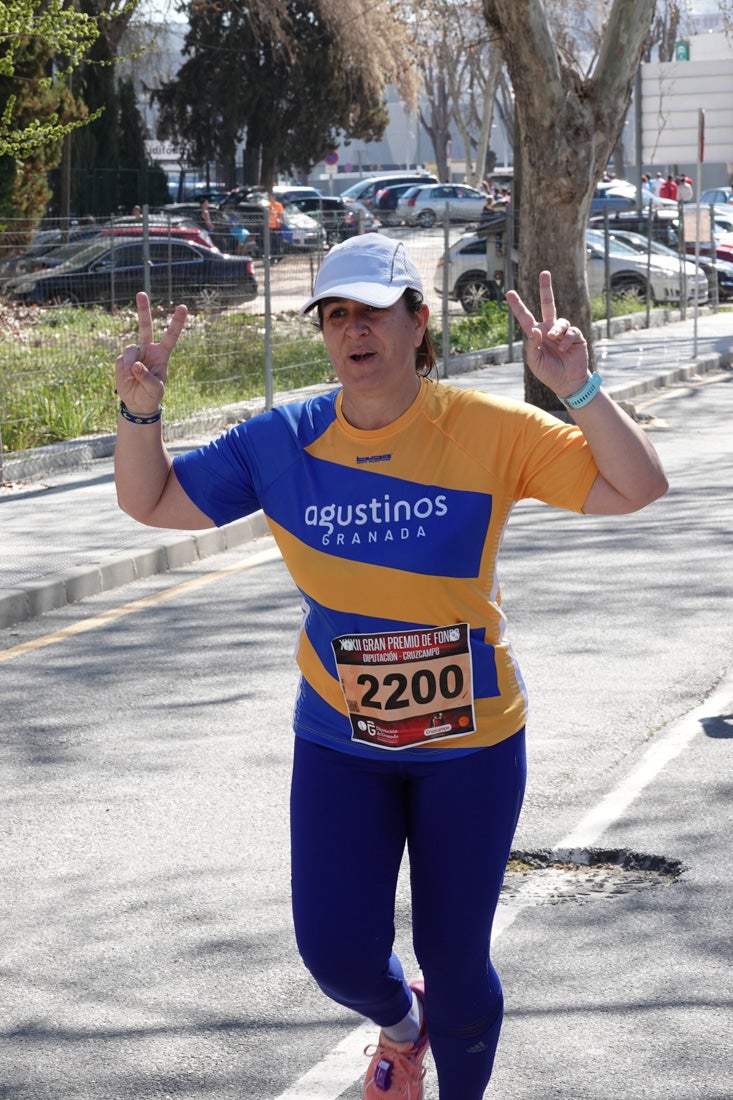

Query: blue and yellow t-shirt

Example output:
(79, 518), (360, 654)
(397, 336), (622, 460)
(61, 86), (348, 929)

(173, 377), (598, 759)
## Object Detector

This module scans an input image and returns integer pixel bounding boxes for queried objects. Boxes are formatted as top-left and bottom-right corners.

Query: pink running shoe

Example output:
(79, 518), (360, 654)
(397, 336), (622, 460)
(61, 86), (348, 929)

(362, 980), (429, 1099)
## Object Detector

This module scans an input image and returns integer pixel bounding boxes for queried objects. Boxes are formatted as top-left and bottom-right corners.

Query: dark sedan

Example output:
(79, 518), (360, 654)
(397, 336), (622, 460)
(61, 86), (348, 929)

(3, 236), (257, 309)
(2, 225), (217, 286)
(286, 195), (378, 244)
(372, 183), (422, 226)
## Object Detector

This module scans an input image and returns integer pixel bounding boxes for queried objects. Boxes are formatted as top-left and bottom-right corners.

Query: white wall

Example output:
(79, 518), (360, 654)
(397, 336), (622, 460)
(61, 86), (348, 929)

(641, 33), (733, 179)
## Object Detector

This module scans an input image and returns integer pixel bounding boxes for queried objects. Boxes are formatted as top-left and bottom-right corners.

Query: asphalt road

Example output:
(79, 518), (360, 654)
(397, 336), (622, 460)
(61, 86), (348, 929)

(1, 372), (732, 1099)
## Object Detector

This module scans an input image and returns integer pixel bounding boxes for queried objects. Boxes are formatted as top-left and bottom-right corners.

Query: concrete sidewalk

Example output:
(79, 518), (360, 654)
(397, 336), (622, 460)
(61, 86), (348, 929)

(1, 307), (731, 630)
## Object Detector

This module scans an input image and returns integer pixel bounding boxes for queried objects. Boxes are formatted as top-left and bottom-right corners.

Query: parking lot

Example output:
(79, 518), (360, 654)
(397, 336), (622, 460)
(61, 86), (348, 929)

(245, 225), (469, 316)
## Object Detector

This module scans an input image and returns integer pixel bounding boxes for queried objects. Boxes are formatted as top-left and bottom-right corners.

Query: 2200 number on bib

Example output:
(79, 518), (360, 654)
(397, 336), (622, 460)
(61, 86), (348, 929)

(332, 624), (477, 750)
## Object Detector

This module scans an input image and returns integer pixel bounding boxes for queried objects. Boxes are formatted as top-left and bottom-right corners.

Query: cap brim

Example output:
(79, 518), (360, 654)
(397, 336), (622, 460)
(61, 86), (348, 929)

(300, 283), (406, 316)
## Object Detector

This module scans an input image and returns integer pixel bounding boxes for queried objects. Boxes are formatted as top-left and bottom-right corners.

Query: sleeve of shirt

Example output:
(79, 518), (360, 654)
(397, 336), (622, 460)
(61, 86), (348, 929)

(507, 404), (599, 512)
(173, 424), (263, 527)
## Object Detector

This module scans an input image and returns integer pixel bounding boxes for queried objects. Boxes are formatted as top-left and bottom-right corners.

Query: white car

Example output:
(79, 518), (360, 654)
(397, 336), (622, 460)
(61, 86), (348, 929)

(601, 228), (727, 299)
(585, 229), (709, 305)
(434, 229), (708, 314)
(591, 179), (678, 214)
(280, 202), (326, 251)
(433, 232), (506, 312)
(397, 184), (491, 228)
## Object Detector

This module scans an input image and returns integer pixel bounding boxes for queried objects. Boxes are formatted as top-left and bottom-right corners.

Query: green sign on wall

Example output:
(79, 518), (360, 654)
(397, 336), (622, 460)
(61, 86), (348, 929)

(675, 40), (690, 61)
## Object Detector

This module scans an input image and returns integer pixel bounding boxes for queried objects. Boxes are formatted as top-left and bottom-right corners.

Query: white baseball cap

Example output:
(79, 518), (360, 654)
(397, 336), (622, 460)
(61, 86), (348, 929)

(300, 233), (423, 315)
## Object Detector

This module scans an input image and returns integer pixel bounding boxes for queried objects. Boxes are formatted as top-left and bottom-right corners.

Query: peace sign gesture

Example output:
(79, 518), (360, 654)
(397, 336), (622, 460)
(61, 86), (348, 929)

(115, 292), (188, 416)
(506, 271), (590, 400)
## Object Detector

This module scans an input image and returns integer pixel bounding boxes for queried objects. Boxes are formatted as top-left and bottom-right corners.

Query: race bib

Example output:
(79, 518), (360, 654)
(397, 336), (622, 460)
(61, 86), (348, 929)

(332, 623), (477, 751)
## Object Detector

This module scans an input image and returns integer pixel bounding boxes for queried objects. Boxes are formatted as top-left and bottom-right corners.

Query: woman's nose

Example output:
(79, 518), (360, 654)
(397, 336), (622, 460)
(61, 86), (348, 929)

(345, 310), (369, 334)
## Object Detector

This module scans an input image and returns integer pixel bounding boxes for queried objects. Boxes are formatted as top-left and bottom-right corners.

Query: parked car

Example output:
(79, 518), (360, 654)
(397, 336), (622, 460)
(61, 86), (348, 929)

(433, 233), (506, 313)
(589, 208), (733, 264)
(433, 228), (708, 314)
(0, 224), (103, 282)
(699, 186), (733, 206)
(372, 183), (424, 226)
(3, 236), (258, 309)
(160, 203), (250, 253)
(102, 223), (216, 249)
(219, 190), (325, 255)
(590, 181), (637, 214)
(599, 227), (733, 301)
(589, 208), (680, 248)
(340, 172), (438, 209)
(272, 184), (324, 203)
(0, 224), (216, 286)
(585, 229), (708, 305)
(181, 182), (230, 204)
(286, 194), (378, 244)
(397, 183), (492, 228)
(590, 180), (677, 214)
(280, 201), (326, 252)
(346, 200), (381, 234)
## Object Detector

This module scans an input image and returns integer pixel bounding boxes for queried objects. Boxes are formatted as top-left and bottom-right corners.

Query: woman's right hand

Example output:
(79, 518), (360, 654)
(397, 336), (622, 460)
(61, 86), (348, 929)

(115, 292), (188, 414)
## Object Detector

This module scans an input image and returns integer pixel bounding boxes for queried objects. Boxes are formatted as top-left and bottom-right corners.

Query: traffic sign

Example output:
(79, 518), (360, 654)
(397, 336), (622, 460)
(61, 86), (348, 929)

(324, 151), (339, 166)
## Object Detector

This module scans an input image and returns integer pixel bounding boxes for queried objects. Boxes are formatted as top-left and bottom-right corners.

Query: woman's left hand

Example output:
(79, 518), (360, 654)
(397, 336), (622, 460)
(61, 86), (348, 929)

(506, 271), (589, 400)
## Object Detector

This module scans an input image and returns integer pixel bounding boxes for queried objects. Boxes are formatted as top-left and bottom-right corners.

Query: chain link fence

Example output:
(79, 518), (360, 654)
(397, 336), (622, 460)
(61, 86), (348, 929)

(0, 207), (515, 476)
(1, 199), (723, 482)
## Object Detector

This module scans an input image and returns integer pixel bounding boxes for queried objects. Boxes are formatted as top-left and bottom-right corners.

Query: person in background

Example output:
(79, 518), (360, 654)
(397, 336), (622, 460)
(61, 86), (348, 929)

(113, 234), (668, 1100)
(677, 176), (693, 202)
(198, 196), (215, 233)
(660, 174), (678, 201)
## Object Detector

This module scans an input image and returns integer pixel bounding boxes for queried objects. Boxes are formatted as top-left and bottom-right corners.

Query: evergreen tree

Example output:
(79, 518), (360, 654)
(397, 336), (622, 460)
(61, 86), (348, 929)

(0, 32), (87, 232)
(117, 77), (170, 210)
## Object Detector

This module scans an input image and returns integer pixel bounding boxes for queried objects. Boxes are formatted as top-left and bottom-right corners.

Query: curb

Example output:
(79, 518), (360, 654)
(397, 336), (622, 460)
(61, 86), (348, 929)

(605, 351), (724, 404)
(0, 510), (270, 630)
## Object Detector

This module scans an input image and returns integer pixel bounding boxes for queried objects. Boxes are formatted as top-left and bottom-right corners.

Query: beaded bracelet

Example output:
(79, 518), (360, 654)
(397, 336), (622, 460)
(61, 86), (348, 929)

(119, 400), (163, 425)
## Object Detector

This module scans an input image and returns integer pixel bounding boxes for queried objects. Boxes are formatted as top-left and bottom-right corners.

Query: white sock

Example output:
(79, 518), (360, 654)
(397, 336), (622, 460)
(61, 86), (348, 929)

(383, 990), (423, 1044)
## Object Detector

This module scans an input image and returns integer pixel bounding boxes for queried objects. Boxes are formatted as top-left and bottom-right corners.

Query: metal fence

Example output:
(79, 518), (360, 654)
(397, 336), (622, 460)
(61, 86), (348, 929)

(0, 208), (513, 467)
(0, 200), (724, 476)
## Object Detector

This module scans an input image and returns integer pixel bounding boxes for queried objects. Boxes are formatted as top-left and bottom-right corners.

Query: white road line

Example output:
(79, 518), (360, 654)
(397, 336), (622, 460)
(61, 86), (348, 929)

(273, 1022), (374, 1099)
(556, 670), (733, 851)
(274, 671), (733, 1100)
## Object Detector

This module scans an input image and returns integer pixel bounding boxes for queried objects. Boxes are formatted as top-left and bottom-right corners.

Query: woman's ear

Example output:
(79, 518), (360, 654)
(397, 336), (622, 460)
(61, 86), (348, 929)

(414, 303), (429, 344)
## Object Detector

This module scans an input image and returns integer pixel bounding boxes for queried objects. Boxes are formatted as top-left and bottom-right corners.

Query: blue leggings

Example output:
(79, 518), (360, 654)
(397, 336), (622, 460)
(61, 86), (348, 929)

(290, 729), (526, 1100)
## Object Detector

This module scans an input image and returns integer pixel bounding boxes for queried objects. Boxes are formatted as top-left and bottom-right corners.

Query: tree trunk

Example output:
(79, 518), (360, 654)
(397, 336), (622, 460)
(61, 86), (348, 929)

(418, 74), (452, 181)
(242, 136), (260, 187)
(483, 0), (657, 409)
(473, 56), (502, 186)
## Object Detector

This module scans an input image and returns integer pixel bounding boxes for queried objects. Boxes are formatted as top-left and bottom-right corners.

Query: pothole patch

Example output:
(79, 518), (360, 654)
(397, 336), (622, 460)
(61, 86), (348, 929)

(501, 847), (685, 905)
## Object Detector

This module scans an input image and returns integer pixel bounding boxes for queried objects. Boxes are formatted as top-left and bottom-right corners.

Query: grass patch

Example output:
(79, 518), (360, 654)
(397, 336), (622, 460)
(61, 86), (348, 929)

(0, 304), (331, 453)
(447, 293), (651, 356)
(2, 295), (726, 455)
